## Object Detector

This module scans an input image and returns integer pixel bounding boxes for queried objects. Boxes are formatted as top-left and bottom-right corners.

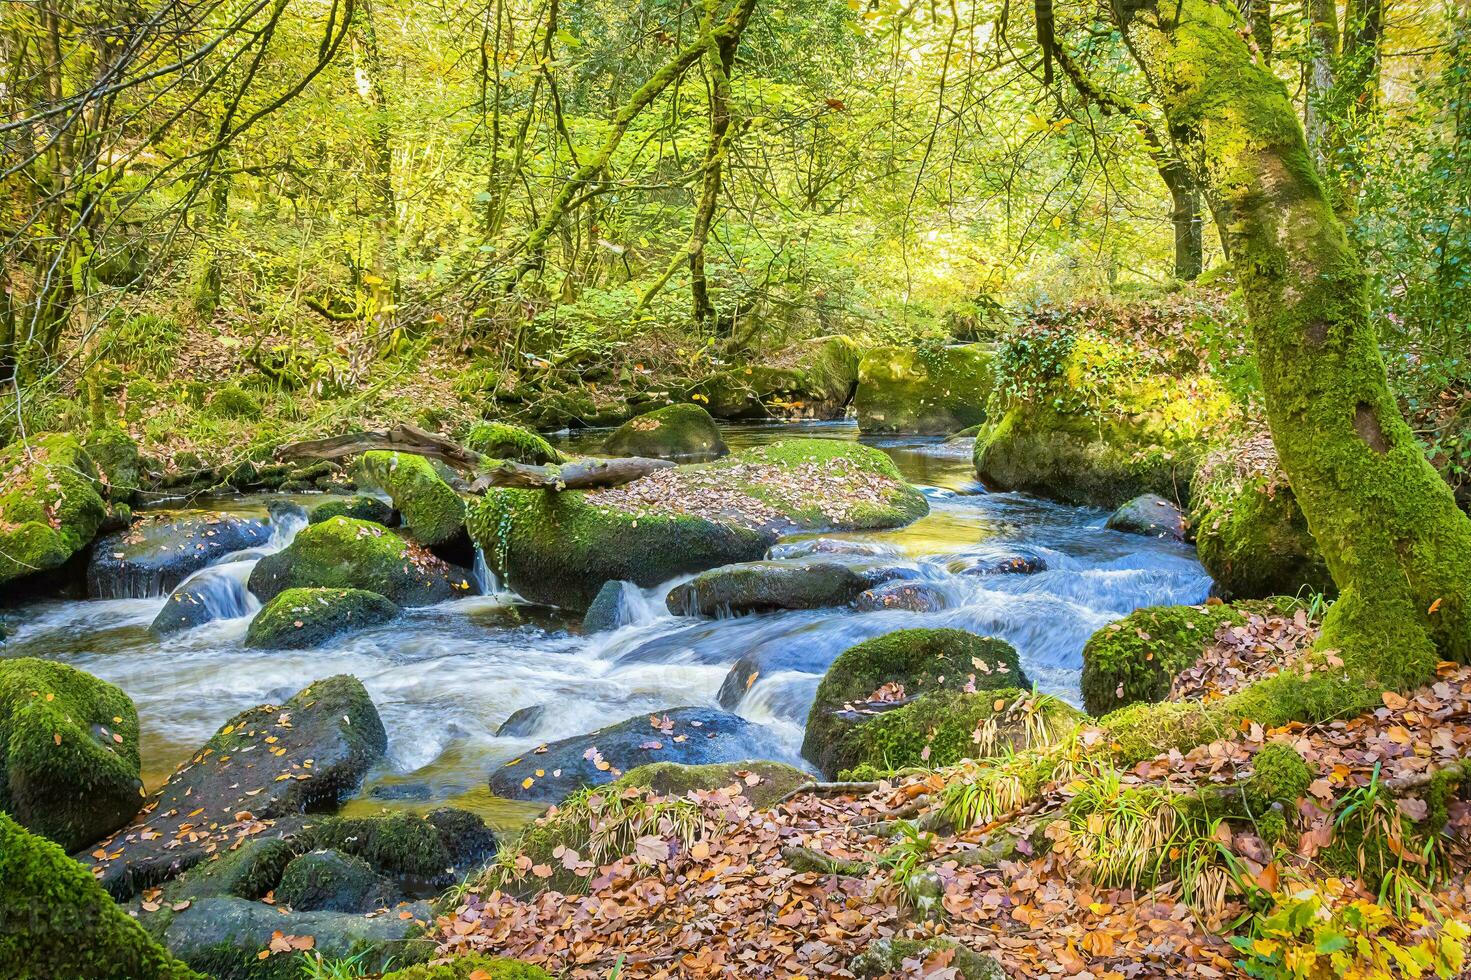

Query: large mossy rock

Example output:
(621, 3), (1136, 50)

(469, 439), (927, 612)
(974, 329), (1231, 507)
(0, 812), (200, 980)
(490, 706), (793, 803)
(299, 808), (498, 888)
(690, 336), (862, 420)
(90, 511), (273, 598)
(0, 658), (143, 851)
(0, 433), (106, 585)
(854, 344), (992, 435)
(801, 628), (1025, 777)
(160, 896), (430, 980)
(1079, 603), (1246, 717)
(274, 849), (390, 913)
(463, 422), (564, 465)
(84, 427), (145, 504)
(246, 587), (399, 649)
(355, 451), (466, 547)
(667, 559), (871, 616)
(248, 517), (471, 606)
(1189, 434), (1334, 599)
(86, 675), (387, 899)
(382, 956), (553, 979)
(308, 495), (395, 526)
(603, 403), (727, 459)
(827, 687), (1083, 778)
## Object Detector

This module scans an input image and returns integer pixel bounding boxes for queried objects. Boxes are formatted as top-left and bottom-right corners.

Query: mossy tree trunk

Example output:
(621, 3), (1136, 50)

(1095, 0), (1471, 755)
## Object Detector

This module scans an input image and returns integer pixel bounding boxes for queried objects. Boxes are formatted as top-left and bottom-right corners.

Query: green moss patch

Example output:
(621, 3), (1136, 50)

(0, 433), (107, 584)
(308, 495), (395, 526)
(355, 451), (466, 547)
(1080, 604), (1245, 717)
(602, 403), (727, 459)
(462, 422), (564, 465)
(246, 588), (399, 649)
(0, 657), (143, 851)
(248, 517), (472, 606)
(855, 344), (993, 435)
(382, 956), (553, 979)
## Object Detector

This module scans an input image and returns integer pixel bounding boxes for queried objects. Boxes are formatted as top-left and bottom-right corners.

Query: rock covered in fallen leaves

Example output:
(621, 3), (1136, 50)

(89, 509), (273, 598)
(0, 811), (200, 980)
(666, 558), (875, 616)
(0, 432), (107, 587)
(1105, 492), (1188, 541)
(161, 895), (430, 980)
(85, 675), (387, 899)
(602, 403), (728, 460)
(469, 439), (927, 612)
(802, 628), (1025, 777)
(248, 516), (473, 606)
(0, 657), (144, 851)
(489, 707), (796, 803)
(245, 587), (399, 649)
(854, 579), (950, 612)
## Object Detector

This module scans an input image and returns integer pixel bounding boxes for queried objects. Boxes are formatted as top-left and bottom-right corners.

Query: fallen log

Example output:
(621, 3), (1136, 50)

(276, 424), (484, 471)
(469, 456), (674, 492)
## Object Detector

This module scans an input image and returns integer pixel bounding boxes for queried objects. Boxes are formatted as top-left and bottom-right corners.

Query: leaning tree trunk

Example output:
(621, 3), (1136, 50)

(1099, 0), (1471, 757)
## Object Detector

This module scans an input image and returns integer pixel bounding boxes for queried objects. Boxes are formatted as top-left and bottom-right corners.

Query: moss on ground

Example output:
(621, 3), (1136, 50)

(602, 403), (727, 458)
(1079, 604), (1245, 717)
(0, 811), (200, 979)
(850, 937), (1005, 979)
(462, 421), (564, 465)
(855, 344), (993, 435)
(802, 629), (1026, 777)
(0, 657), (143, 851)
(0, 432), (107, 584)
(355, 451), (466, 547)
(245, 587), (399, 649)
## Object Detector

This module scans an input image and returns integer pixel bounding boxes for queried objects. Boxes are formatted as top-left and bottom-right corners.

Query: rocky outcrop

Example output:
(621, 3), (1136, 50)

(248, 517), (472, 606)
(245, 587), (399, 649)
(855, 344), (992, 435)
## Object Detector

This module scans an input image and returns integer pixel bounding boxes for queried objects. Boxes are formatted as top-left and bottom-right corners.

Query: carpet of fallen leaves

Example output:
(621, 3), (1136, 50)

(430, 659), (1471, 979)
(1170, 605), (1320, 702)
(586, 458), (906, 531)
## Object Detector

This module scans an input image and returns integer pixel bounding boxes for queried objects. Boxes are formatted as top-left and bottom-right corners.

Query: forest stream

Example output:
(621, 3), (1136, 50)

(0, 421), (1209, 830)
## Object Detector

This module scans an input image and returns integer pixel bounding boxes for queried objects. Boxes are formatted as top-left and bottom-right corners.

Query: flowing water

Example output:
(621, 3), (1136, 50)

(0, 421), (1211, 828)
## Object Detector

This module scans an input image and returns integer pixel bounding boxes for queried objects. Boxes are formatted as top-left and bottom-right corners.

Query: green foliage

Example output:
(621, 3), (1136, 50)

(99, 313), (185, 378)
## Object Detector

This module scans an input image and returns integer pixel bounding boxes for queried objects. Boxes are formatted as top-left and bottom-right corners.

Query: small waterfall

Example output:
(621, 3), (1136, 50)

(174, 560), (259, 622)
(472, 546), (500, 595)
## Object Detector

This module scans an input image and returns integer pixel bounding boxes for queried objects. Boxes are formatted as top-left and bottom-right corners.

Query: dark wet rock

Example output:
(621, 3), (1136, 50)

(603, 403), (727, 459)
(802, 628), (1026, 777)
(309, 495), (396, 526)
(767, 538), (898, 561)
(245, 587), (399, 649)
(247, 517), (472, 606)
(276, 849), (391, 913)
(850, 561), (925, 587)
(151, 570), (254, 635)
(854, 580), (949, 613)
(0, 433), (107, 587)
(90, 511), (272, 598)
(156, 837), (297, 904)
(0, 812), (197, 980)
(667, 560), (870, 617)
(1107, 493), (1188, 541)
(497, 704), (546, 737)
(490, 706), (791, 803)
(160, 896), (430, 980)
(84, 675), (387, 899)
(949, 553), (1048, 577)
(582, 579), (634, 633)
(0, 657), (143, 852)
(423, 806), (500, 873)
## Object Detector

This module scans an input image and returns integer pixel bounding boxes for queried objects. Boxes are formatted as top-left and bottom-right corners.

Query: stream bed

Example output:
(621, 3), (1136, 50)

(0, 420), (1211, 829)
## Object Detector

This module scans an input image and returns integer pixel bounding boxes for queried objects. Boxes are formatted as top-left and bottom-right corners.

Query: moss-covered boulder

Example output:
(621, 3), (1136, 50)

(691, 336), (862, 420)
(248, 517), (472, 606)
(855, 344), (992, 435)
(85, 427), (145, 504)
(302, 808), (498, 889)
(157, 838), (297, 905)
(667, 559), (871, 616)
(355, 451), (466, 547)
(463, 421), (565, 465)
(382, 956), (553, 979)
(0, 812), (200, 979)
(0, 658), (143, 851)
(828, 687), (1083, 778)
(603, 403), (727, 459)
(975, 329), (1231, 506)
(469, 439), (927, 612)
(1189, 435), (1334, 599)
(490, 706), (792, 803)
(275, 849), (390, 913)
(851, 937), (1005, 980)
(1106, 493), (1187, 541)
(309, 495), (395, 526)
(1079, 603), (1245, 717)
(246, 588), (399, 649)
(160, 896), (430, 980)
(87, 675), (387, 899)
(0, 433), (107, 585)
(801, 629), (1026, 777)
